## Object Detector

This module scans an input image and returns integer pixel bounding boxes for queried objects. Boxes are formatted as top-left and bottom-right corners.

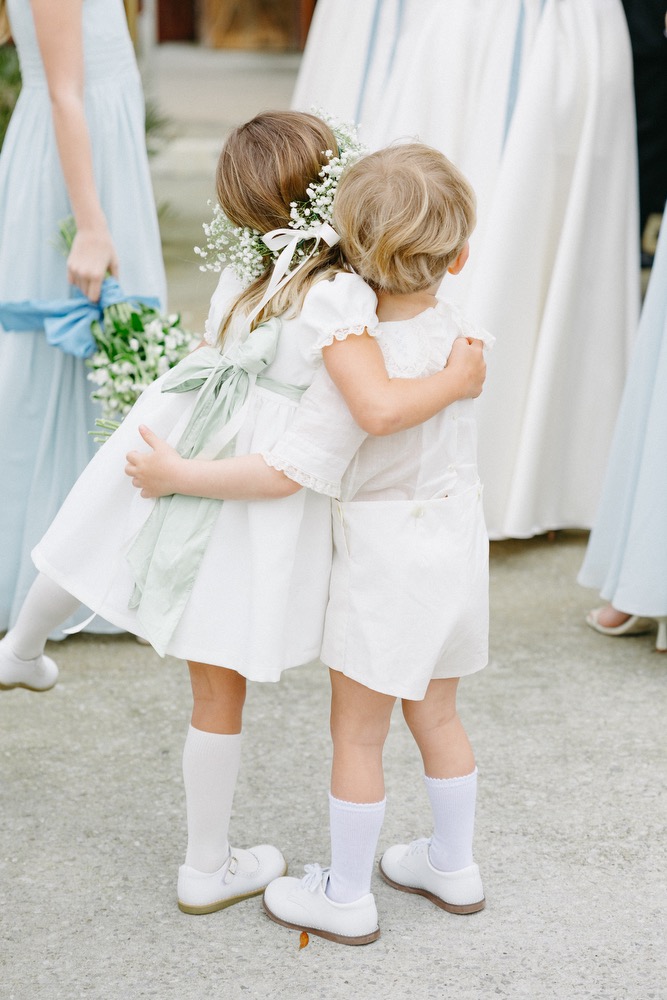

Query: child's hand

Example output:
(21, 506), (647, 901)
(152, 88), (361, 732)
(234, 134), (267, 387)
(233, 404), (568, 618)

(125, 426), (183, 498)
(447, 337), (486, 399)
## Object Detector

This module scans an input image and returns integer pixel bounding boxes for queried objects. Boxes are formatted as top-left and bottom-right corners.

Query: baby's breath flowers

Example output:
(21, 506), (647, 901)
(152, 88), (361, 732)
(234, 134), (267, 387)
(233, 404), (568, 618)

(289, 117), (365, 234)
(194, 207), (270, 284)
(194, 113), (366, 284)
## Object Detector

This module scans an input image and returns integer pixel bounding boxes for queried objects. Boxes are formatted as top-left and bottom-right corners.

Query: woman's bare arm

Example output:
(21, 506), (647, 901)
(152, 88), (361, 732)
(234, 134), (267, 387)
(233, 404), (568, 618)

(32, 0), (118, 301)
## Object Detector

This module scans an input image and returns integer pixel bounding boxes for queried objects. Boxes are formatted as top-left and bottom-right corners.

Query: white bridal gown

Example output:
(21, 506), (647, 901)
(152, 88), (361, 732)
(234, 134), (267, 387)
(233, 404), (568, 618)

(294, 0), (640, 539)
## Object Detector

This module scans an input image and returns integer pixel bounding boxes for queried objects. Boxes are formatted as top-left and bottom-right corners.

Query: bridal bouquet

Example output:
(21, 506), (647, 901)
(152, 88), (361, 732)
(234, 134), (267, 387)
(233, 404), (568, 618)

(53, 217), (197, 428)
(86, 301), (196, 424)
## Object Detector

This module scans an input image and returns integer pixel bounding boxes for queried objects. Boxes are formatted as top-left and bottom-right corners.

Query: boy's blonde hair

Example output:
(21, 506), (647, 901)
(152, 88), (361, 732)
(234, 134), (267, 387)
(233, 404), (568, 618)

(216, 110), (347, 344)
(333, 143), (476, 295)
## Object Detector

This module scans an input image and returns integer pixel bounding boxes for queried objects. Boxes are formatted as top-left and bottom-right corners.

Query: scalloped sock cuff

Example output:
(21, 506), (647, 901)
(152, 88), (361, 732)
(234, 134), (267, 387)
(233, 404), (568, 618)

(326, 794), (386, 903)
(424, 768), (477, 872)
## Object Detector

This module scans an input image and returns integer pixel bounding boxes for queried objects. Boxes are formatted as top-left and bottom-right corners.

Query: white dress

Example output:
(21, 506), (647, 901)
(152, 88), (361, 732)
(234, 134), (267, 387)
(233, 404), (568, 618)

(293, 0), (522, 304)
(32, 271), (377, 680)
(291, 0), (383, 123)
(294, 0), (640, 541)
(462, 0), (640, 539)
(266, 301), (494, 700)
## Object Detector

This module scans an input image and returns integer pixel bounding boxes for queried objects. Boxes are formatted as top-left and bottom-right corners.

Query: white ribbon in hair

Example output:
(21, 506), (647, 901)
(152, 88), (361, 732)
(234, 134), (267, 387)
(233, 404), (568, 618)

(244, 222), (340, 329)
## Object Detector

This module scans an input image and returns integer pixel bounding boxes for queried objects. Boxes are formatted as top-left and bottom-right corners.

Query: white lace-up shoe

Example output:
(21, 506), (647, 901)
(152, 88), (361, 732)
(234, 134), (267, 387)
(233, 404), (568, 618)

(178, 845), (287, 914)
(263, 864), (380, 946)
(0, 638), (58, 692)
(380, 838), (485, 914)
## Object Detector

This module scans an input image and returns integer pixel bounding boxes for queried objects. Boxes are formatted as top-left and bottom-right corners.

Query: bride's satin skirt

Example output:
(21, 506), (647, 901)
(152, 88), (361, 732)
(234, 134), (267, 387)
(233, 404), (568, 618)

(293, 0), (640, 539)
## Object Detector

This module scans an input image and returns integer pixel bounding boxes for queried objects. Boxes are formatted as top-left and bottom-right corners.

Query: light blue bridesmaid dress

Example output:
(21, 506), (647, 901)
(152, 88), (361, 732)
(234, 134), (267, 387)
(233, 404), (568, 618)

(0, 0), (166, 636)
(578, 209), (667, 618)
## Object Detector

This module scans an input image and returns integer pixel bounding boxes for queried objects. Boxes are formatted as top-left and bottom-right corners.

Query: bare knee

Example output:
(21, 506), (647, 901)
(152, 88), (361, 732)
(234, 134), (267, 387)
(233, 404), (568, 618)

(330, 672), (393, 745)
(330, 710), (391, 753)
(401, 678), (460, 737)
(328, 670), (394, 801)
(402, 699), (458, 740)
(188, 661), (246, 734)
(401, 679), (474, 778)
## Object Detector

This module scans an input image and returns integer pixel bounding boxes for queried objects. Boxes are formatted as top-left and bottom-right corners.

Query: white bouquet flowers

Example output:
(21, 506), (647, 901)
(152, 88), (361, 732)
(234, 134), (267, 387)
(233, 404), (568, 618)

(86, 301), (197, 426)
(48, 217), (197, 435)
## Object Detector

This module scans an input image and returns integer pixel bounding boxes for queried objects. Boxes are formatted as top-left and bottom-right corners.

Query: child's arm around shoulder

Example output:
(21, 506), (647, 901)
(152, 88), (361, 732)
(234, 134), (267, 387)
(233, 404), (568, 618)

(125, 426), (299, 500)
(304, 272), (486, 437)
(324, 332), (485, 436)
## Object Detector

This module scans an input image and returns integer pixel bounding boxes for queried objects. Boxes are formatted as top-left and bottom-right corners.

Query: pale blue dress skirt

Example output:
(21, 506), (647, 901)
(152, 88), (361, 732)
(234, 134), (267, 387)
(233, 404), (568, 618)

(0, 0), (166, 636)
(578, 211), (667, 617)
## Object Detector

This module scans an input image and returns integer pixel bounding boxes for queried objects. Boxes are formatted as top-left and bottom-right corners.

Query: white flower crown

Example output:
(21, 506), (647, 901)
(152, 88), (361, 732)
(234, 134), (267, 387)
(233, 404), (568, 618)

(194, 112), (366, 286)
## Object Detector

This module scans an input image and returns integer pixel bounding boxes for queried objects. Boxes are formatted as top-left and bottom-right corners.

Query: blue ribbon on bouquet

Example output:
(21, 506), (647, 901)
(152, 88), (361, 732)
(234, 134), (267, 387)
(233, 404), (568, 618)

(0, 277), (161, 359)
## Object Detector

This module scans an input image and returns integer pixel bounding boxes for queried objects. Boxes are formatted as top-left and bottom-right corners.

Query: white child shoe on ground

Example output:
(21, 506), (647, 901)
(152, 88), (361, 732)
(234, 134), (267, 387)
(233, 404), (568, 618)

(380, 838), (485, 914)
(0, 636), (58, 692)
(263, 863), (380, 946)
(178, 844), (287, 914)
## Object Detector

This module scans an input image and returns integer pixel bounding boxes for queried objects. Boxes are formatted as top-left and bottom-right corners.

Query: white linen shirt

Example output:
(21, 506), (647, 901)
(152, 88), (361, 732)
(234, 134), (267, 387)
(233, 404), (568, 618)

(265, 299), (494, 502)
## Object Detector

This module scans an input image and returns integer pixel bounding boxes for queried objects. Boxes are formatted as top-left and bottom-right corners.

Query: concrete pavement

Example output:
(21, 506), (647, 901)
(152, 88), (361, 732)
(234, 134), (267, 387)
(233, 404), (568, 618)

(1, 44), (665, 1000)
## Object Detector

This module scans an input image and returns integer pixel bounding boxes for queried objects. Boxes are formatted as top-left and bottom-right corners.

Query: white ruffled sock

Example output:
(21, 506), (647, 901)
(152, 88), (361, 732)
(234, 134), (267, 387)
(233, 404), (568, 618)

(424, 768), (478, 872)
(5, 573), (81, 660)
(326, 794), (386, 903)
(182, 725), (242, 874)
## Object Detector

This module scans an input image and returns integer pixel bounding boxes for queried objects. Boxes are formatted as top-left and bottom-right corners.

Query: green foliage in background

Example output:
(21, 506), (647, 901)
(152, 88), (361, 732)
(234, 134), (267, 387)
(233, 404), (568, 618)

(0, 44), (21, 151)
(144, 98), (173, 158)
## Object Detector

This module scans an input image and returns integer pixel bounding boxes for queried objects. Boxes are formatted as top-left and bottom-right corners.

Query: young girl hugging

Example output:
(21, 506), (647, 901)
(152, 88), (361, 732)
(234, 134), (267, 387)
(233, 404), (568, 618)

(0, 114), (486, 917)
(125, 144), (492, 944)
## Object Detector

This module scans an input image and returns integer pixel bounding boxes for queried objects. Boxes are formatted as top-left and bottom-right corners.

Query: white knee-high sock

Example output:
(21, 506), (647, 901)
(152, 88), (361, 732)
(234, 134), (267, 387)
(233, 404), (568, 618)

(326, 794), (386, 903)
(182, 725), (242, 874)
(424, 768), (478, 872)
(5, 574), (81, 659)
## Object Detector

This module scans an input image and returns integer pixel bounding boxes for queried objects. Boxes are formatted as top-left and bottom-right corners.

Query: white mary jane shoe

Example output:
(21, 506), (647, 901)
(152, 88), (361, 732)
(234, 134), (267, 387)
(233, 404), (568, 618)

(380, 838), (485, 914)
(177, 844), (287, 915)
(263, 864), (380, 946)
(0, 637), (58, 692)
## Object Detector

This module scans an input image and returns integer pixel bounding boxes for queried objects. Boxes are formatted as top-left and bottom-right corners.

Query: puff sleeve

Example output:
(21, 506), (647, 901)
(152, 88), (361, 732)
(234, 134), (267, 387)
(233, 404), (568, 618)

(262, 273), (378, 496)
(299, 271), (379, 357)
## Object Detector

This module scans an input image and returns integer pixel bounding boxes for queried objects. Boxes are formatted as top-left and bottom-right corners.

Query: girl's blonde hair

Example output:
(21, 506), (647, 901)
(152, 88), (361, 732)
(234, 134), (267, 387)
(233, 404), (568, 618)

(0, 1), (11, 45)
(216, 110), (347, 344)
(333, 143), (476, 295)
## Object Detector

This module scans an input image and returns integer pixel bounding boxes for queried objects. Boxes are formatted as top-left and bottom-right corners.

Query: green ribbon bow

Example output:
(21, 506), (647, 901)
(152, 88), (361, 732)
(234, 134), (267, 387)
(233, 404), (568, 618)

(126, 318), (307, 654)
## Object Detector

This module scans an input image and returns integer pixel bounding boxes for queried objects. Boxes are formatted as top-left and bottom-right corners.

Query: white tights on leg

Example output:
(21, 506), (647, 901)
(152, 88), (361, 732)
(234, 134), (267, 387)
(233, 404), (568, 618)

(5, 573), (81, 659)
(182, 725), (242, 873)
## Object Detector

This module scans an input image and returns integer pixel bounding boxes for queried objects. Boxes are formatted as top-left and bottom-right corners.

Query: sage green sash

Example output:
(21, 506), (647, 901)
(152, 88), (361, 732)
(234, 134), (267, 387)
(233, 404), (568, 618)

(126, 318), (307, 655)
